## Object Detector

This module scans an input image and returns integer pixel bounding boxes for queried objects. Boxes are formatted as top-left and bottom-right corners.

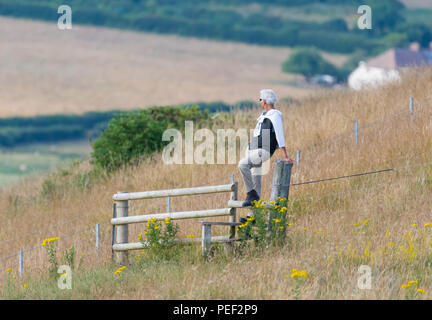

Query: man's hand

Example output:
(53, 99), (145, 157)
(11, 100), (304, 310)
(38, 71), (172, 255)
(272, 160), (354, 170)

(280, 147), (294, 163)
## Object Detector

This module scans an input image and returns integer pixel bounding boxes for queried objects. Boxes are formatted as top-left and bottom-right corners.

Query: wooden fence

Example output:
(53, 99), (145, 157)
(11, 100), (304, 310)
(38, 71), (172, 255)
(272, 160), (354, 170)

(111, 160), (293, 263)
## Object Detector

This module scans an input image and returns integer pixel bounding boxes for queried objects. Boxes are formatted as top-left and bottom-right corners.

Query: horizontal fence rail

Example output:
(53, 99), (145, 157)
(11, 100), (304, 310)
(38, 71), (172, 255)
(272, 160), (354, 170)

(111, 208), (234, 225)
(112, 183), (235, 201)
(113, 236), (232, 252)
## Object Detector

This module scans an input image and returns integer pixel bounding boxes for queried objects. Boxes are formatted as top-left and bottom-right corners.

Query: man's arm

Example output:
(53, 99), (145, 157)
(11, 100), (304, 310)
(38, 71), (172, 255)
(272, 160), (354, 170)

(280, 147), (294, 163)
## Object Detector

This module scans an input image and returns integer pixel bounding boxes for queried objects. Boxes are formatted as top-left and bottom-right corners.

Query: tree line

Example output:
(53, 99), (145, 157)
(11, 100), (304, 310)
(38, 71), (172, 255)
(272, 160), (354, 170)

(2, 0), (429, 55)
(0, 102), (253, 148)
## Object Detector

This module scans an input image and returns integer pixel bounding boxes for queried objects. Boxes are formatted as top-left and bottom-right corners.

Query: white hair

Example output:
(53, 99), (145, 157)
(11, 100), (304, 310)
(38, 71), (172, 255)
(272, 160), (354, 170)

(260, 89), (277, 106)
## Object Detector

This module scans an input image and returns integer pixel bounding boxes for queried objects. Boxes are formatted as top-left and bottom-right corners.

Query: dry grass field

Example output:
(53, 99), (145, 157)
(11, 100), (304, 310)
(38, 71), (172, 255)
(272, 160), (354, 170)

(0, 16), (349, 118)
(1, 67), (432, 299)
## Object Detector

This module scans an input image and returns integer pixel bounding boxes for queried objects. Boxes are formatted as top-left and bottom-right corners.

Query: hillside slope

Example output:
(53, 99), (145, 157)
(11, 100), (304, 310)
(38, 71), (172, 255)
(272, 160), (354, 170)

(1, 68), (432, 299)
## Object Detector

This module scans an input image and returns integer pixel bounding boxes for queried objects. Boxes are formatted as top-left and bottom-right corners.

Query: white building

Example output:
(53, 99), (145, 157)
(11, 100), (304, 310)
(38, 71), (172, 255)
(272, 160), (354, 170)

(348, 42), (432, 90)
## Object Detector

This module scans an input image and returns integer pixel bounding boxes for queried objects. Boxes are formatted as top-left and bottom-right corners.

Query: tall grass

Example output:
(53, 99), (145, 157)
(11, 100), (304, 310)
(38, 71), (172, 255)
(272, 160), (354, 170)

(1, 68), (432, 299)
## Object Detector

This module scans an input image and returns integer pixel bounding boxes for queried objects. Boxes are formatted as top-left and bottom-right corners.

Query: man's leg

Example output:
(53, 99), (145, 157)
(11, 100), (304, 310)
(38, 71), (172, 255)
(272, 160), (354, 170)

(251, 166), (262, 199)
(250, 149), (271, 199)
(238, 156), (255, 194)
(238, 149), (265, 207)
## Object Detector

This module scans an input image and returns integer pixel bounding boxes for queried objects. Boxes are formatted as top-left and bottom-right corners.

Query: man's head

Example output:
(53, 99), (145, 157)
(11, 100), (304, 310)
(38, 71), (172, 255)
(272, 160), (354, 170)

(259, 89), (277, 110)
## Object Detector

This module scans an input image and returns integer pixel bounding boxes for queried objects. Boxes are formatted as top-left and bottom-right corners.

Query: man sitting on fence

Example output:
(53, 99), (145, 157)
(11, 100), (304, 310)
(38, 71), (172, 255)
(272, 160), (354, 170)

(238, 89), (293, 215)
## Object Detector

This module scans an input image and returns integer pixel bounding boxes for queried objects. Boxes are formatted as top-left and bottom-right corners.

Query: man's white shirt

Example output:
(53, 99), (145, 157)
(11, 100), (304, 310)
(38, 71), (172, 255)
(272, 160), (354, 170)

(253, 109), (286, 149)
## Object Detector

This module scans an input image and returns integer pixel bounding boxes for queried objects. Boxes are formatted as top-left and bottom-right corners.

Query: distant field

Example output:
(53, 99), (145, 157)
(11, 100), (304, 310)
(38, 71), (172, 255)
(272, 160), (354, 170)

(0, 140), (91, 188)
(401, 0), (432, 9)
(0, 17), (348, 118)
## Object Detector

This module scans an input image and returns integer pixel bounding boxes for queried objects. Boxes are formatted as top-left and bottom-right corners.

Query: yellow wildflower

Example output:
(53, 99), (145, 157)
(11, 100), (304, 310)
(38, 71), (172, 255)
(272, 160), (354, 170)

(138, 234), (142, 240)
(114, 266), (126, 275)
(272, 218), (281, 223)
(164, 217), (171, 224)
(6, 268), (12, 273)
(424, 223), (432, 228)
(187, 234), (196, 238)
(401, 280), (419, 288)
(291, 269), (308, 279)
(42, 237), (60, 246)
(417, 288), (426, 294)
(354, 218), (370, 227)
(23, 283), (28, 289)
(154, 225), (160, 230)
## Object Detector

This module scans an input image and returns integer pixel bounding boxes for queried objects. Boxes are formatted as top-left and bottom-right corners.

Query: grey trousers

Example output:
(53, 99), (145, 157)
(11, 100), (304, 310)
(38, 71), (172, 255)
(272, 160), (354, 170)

(238, 148), (271, 198)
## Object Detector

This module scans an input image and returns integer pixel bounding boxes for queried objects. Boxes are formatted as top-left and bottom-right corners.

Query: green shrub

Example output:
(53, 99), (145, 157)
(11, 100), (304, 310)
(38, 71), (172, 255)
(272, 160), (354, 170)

(90, 106), (209, 171)
(238, 197), (293, 248)
(282, 47), (341, 79)
(137, 217), (180, 262)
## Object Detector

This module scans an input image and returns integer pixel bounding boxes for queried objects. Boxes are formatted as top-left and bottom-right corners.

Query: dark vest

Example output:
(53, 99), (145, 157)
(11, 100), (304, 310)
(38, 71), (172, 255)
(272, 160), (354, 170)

(249, 117), (278, 156)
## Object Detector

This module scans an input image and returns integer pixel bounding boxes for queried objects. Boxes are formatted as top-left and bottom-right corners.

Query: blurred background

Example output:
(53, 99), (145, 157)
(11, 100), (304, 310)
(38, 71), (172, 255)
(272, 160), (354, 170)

(1, 0), (432, 187)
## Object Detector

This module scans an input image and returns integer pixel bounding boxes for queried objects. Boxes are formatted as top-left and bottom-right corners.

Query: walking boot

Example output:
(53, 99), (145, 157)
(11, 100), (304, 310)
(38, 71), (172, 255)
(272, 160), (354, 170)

(242, 189), (260, 207)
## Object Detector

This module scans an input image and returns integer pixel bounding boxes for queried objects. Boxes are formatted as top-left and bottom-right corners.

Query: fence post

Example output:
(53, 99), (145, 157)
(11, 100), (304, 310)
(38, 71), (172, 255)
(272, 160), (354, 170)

(355, 119), (358, 144)
(111, 203), (116, 262)
(229, 174), (238, 239)
(268, 160), (293, 235)
(115, 192), (129, 265)
(95, 224), (100, 258)
(410, 97), (414, 121)
(268, 160), (285, 235)
(270, 160), (284, 202)
(279, 161), (293, 200)
(296, 150), (301, 167)
(167, 196), (171, 215)
(202, 224), (212, 258)
(19, 250), (23, 280)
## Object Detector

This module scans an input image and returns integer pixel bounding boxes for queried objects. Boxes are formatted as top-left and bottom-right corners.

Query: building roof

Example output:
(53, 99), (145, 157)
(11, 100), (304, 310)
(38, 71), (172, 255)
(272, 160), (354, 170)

(366, 48), (432, 70)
